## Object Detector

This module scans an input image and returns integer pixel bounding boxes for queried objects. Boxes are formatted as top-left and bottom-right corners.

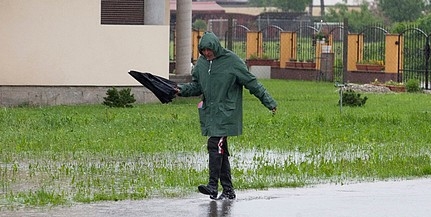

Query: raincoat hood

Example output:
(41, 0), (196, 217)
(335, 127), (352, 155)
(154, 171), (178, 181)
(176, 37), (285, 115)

(198, 31), (226, 58)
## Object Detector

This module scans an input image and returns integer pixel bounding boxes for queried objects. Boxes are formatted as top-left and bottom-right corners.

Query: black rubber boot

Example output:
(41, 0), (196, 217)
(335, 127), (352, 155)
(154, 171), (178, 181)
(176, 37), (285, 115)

(217, 190), (236, 200)
(198, 184), (218, 199)
(203, 151), (222, 199)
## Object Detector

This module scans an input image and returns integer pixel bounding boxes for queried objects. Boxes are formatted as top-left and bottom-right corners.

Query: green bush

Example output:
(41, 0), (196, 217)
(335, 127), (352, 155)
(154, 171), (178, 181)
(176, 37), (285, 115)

(103, 87), (136, 108)
(339, 89), (368, 107)
(406, 79), (421, 92)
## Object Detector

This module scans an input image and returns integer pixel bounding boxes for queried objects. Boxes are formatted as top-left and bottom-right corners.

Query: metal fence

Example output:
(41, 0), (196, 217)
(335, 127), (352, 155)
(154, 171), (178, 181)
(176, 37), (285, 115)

(399, 28), (431, 89)
(170, 22), (431, 90)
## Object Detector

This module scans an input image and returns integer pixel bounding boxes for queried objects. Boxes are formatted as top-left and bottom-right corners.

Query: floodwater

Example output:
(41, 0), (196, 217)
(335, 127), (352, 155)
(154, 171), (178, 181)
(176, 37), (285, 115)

(2, 178), (430, 217)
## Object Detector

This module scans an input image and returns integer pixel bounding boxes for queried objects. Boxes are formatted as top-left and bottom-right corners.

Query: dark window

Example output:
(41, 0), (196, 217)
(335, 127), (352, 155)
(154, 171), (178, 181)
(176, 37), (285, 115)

(101, 0), (145, 25)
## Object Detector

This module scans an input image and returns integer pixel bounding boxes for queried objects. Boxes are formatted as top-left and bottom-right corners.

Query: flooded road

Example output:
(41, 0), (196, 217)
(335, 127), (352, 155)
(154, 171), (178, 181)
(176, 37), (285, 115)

(2, 178), (430, 217)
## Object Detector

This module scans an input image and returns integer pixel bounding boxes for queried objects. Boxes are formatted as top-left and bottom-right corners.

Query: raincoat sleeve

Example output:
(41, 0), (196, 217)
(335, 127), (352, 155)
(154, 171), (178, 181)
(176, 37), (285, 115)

(235, 62), (277, 110)
(177, 68), (202, 97)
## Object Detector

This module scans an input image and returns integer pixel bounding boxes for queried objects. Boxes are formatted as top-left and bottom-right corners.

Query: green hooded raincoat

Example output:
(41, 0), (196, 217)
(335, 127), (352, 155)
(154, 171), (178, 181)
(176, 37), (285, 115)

(179, 32), (277, 137)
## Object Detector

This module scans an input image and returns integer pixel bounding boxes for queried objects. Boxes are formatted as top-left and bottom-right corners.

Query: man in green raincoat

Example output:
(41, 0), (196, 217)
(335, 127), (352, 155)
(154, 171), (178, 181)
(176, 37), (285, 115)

(177, 31), (277, 200)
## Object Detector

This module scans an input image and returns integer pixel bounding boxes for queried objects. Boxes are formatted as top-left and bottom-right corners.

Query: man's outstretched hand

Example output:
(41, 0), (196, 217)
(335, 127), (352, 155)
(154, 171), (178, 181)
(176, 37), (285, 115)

(174, 87), (180, 96)
(271, 107), (277, 115)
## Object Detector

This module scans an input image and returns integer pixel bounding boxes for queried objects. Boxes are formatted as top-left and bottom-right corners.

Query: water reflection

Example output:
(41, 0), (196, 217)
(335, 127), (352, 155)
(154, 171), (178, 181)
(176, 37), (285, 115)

(207, 200), (234, 217)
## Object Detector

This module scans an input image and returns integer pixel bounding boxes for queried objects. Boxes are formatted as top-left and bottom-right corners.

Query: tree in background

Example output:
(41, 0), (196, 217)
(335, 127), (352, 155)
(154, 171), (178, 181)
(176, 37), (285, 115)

(416, 14), (431, 33)
(323, 2), (383, 32)
(377, 0), (431, 33)
(377, 0), (427, 23)
(192, 19), (207, 31)
(391, 14), (431, 34)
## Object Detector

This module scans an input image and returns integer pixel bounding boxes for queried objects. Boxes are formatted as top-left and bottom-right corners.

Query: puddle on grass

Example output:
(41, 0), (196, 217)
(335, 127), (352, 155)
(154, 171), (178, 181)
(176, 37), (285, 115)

(0, 147), (372, 173)
(231, 148), (370, 169)
(0, 148), (373, 196)
(0, 147), (368, 205)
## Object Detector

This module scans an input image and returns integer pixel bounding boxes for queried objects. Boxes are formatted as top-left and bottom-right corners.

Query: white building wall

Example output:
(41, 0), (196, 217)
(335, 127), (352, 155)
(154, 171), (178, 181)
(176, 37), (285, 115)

(0, 0), (169, 86)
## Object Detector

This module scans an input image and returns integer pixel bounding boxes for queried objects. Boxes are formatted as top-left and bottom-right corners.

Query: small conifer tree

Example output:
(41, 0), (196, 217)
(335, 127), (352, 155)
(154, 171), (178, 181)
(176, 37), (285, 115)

(103, 87), (136, 108)
(339, 89), (368, 107)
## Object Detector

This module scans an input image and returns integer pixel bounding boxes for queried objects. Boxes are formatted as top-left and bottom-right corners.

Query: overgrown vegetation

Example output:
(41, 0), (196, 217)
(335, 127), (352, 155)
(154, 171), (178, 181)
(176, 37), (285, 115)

(103, 87), (136, 108)
(1, 80), (431, 209)
(406, 79), (421, 92)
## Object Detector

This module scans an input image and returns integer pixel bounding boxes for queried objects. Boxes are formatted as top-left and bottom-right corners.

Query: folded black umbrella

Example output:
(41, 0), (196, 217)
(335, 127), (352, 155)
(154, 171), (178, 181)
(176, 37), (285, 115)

(128, 70), (177, 104)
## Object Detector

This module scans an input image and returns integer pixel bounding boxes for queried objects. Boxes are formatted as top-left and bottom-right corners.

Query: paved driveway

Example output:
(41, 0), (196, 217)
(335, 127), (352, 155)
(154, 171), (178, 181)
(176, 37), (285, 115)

(2, 178), (430, 217)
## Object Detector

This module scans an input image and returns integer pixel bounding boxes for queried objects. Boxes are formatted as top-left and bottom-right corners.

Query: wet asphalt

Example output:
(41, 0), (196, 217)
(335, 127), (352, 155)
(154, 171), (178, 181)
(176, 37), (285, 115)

(2, 178), (430, 217)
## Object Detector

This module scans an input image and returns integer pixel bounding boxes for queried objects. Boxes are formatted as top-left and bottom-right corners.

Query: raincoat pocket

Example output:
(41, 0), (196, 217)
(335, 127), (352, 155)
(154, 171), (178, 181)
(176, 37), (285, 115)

(220, 99), (236, 117)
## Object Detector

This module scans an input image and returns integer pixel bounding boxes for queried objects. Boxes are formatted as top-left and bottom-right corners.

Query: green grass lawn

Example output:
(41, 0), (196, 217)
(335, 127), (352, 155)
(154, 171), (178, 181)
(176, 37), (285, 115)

(1, 79), (431, 208)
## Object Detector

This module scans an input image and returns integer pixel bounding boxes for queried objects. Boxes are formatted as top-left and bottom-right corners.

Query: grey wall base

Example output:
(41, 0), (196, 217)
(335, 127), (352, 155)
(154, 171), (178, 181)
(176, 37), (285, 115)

(249, 66), (271, 79)
(169, 74), (192, 83)
(0, 86), (159, 107)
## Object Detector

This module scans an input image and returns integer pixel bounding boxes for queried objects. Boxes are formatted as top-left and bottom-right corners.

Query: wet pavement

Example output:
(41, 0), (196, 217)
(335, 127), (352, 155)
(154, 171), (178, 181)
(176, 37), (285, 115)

(2, 178), (430, 217)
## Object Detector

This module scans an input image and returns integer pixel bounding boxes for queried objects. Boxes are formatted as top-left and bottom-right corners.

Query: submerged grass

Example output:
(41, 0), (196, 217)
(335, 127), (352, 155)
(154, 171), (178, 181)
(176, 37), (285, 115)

(1, 79), (431, 208)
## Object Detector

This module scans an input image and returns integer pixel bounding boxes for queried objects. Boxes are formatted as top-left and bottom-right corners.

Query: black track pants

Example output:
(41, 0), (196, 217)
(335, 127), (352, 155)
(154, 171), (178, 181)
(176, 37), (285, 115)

(207, 136), (233, 193)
